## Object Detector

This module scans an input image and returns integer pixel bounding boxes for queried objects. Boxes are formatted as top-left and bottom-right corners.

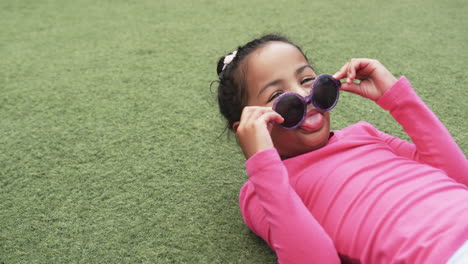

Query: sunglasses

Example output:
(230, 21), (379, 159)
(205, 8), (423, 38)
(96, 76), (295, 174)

(272, 74), (341, 129)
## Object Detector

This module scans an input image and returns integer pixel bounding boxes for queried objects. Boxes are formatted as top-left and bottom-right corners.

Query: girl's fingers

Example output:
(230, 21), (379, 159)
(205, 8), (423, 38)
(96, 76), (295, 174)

(333, 62), (349, 80)
(335, 58), (397, 101)
(240, 106), (283, 128)
(251, 108), (284, 126)
(261, 111), (284, 133)
(346, 60), (355, 84)
(261, 111), (284, 125)
(349, 59), (377, 81)
(235, 107), (283, 159)
(347, 59), (370, 83)
(240, 106), (269, 122)
(334, 58), (377, 84)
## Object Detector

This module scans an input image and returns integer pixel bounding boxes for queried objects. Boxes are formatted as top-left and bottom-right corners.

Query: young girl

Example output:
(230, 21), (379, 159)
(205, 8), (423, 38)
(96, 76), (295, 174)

(215, 34), (468, 264)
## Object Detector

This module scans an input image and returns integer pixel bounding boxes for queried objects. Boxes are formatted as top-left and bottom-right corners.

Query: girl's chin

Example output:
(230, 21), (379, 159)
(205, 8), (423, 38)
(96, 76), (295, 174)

(278, 132), (331, 158)
(273, 116), (331, 158)
(295, 128), (331, 152)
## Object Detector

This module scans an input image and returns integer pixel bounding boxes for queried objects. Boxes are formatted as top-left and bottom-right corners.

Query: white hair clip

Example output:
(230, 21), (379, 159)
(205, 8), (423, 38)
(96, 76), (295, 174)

(222, 51), (237, 71)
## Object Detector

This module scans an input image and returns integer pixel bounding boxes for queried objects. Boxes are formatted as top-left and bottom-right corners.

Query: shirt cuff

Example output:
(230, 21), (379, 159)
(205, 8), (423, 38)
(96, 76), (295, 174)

(376, 76), (414, 111)
(245, 148), (281, 178)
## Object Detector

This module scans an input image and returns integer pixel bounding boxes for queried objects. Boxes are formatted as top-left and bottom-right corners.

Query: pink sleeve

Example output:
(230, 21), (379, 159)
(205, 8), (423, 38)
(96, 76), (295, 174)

(376, 76), (468, 186)
(239, 148), (340, 264)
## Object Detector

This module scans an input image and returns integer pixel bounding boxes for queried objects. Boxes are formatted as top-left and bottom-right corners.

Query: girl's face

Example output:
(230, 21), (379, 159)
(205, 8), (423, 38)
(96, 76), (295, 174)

(243, 41), (331, 158)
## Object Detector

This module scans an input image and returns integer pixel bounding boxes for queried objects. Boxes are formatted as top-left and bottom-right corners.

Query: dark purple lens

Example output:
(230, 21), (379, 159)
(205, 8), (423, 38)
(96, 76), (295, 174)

(274, 93), (305, 128)
(312, 75), (340, 111)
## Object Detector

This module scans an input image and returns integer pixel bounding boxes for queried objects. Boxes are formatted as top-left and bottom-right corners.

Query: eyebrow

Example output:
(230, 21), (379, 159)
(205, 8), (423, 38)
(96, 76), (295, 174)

(296, 64), (314, 75)
(257, 64), (314, 99)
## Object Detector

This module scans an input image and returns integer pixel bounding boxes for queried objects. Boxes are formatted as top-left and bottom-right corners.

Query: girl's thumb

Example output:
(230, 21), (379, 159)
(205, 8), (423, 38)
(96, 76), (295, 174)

(340, 82), (361, 94)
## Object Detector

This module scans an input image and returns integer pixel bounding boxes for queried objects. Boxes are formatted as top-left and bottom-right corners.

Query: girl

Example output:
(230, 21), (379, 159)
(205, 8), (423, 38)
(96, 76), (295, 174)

(215, 34), (468, 264)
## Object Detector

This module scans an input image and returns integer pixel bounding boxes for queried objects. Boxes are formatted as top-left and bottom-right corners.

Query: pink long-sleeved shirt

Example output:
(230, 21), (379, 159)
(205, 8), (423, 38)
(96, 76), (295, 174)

(239, 77), (468, 264)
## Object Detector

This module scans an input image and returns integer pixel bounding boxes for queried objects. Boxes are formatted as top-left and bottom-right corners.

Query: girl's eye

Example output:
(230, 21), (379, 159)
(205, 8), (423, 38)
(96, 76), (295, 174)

(301, 77), (315, 85)
(267, 92), (283, 103)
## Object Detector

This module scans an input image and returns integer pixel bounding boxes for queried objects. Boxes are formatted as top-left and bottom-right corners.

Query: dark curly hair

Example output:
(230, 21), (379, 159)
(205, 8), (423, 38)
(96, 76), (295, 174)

(215, 34), (310, 131)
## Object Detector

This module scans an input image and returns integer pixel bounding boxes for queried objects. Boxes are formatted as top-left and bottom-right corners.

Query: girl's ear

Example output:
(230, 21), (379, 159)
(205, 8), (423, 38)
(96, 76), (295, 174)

(232, 122), (240, 133)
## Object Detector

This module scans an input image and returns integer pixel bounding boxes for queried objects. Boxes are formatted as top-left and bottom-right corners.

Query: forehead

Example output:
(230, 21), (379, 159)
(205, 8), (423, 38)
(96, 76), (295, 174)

(244, 42), (309, 92)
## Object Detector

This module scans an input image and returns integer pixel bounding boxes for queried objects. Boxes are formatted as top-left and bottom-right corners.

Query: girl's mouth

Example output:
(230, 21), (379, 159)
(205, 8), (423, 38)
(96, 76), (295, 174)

(299, 110), (324, 133)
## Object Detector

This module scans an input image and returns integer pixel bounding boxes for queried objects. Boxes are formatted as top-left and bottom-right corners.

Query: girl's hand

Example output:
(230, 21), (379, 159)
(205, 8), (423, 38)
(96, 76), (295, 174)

(234, 106), (284, 159)
(333, 58), (398, 101)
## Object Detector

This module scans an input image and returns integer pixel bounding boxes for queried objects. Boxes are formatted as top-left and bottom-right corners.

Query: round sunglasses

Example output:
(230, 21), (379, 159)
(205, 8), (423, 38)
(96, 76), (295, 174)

(272, 74), (341, 129)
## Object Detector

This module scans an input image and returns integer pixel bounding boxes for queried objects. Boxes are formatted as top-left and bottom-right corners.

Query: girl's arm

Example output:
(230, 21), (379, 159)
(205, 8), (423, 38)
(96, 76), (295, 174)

(375, 76), (468, 186)
(334, 59), (468, 186)
(233, 107), (340, 263)
(240, 148), (340, 264)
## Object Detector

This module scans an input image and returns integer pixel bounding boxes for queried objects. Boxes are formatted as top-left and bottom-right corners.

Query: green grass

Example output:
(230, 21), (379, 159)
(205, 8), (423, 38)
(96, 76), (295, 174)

(1, 0), (467, 263)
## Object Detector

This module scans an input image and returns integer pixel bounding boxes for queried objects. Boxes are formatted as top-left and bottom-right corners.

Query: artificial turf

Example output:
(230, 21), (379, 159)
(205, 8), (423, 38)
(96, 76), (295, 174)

(1, 0), (467, 263)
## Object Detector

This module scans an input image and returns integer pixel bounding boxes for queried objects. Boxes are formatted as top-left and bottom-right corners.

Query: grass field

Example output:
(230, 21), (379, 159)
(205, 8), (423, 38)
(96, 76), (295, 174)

(1, 0), (467, 263)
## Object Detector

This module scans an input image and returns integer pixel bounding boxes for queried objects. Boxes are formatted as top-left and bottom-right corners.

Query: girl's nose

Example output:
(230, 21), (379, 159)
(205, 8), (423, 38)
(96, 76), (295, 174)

(295, 85), (310, 97)
(294, 85), (315, 110)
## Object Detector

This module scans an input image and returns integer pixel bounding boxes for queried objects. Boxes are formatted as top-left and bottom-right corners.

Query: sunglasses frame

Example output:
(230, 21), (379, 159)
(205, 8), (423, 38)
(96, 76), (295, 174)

(272, 74), (341, 129)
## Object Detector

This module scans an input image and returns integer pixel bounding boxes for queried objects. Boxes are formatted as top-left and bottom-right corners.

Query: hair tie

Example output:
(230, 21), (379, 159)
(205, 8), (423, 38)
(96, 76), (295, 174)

(222, 50), (237, 71)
